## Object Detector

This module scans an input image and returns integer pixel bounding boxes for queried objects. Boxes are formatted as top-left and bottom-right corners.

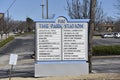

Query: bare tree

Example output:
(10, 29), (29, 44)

(66, 0), (83, 19)
(113, 0), (120, 32)
(18, 21), (26, 33)
(95, 1), (106, 32)
(114, 20), (120, 32)
(3, 17), (13, 38)
(66, 0), (105, 32)
(66, 0), (90, 19)
(0, 16), (29, 39)
(0, 17), (4, 39)
(115, 0), (120, 16)
(10, 20), (27, 34)
(82, 0), (90, 18)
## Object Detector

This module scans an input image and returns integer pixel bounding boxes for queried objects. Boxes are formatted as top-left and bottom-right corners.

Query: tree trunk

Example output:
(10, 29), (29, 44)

(88, 0), (96, 73)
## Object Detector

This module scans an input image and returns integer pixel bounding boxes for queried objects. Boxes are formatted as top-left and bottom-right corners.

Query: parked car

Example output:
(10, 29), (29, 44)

(114, 32), (120, 38)
(101, 33), (115, 38)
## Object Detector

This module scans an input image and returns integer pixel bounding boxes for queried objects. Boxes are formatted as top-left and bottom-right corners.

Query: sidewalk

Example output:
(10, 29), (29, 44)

(0, 73), (120, 80)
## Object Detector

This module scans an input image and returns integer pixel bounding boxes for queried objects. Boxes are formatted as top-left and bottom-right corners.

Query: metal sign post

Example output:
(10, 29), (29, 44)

(9, 65), (14, 80)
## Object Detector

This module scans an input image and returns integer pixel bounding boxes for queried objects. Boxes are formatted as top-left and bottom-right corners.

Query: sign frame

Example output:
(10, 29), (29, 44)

(35, 16), (89, 62)
(35, 16), (89, 77)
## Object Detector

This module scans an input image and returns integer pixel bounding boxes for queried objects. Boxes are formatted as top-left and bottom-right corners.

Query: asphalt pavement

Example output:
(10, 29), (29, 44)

(92, 56), (120, 73)
(93, 37), (120, 46)
(0, 34), (35, 78)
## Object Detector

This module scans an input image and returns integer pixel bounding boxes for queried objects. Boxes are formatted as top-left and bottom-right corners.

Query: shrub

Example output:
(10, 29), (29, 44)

(92, 46), (120, 56)
(0, 36), (14, 48)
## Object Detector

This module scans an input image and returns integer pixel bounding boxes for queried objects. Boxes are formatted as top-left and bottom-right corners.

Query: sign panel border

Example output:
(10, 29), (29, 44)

(35, 16), (89, 62)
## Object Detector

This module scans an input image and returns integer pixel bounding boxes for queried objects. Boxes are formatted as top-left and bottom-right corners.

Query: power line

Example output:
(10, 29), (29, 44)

(5, 0), (17, 14)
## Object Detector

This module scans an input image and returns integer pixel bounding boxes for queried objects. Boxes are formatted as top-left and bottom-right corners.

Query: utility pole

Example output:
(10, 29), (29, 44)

(88, 0), (96, 73)
(41, 0), (45, 19)
(46, 0), (48, 19)
(7, 10), (9, 37)
(7, 10), (9, 21)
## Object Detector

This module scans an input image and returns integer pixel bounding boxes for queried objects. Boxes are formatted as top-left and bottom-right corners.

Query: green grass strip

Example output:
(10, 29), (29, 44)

(0, 36), (14, 48)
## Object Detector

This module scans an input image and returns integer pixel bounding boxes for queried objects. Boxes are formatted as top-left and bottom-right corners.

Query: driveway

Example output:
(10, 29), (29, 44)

(0, 34), (35, 78)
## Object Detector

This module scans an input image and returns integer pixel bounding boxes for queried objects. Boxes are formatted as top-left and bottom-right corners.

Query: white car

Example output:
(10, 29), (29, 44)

(115, 32), (120, 38)
(102, 33), (114, 38)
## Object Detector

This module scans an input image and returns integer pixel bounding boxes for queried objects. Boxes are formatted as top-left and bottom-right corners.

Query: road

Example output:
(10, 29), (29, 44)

(93, 37), (120, 46)
(0, 34), (120, 78)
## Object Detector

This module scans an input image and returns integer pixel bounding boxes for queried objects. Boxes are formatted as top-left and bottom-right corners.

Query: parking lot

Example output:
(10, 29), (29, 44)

(93, 36), (120, 46)
(101, 32), (120, 38)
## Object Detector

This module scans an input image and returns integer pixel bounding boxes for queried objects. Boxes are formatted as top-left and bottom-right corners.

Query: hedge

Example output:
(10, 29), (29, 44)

(93, 46), (120, 56)
(0, 36), (14, 48)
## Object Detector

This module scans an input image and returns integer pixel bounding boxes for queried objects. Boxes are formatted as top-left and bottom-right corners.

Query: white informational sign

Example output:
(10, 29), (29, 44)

(9, 54), (18, 65)
(63, 25), (87, 60)
(37, 28), (61, 61)
(36, 16), (88, 61)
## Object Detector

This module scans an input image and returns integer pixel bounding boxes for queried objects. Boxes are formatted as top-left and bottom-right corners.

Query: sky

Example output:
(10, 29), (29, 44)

(0, 0), (117, 21)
